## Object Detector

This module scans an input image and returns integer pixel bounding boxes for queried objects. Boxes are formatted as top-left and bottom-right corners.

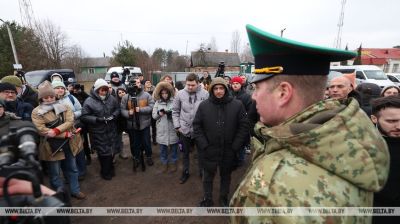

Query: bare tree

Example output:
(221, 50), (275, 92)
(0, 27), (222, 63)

(240, 42), (254, 62)
(206, 37), (218, 51)
(62, 44), (87, 73)
(230, 30), (241, 53)
(34, 19), (68, 68)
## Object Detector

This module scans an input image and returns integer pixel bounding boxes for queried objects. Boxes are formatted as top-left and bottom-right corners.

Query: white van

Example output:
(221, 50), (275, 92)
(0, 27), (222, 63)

(104, 66), (142, 82)
(330, 65), (394, 88)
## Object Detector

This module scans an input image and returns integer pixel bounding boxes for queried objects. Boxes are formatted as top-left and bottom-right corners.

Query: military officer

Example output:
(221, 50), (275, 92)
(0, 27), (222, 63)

(229, 24), (390, 224)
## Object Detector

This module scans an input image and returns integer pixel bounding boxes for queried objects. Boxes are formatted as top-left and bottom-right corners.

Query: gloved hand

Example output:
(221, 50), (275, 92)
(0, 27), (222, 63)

(105, 115), (115, 121)
(65, 131), (73, 138)
(96, 117), (106, 123)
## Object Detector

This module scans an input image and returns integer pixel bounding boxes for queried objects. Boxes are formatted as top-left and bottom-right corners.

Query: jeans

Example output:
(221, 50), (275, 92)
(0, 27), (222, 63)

(159, 144), (178, 165)
(130, 127), (152, 159)
(75, 150), (87, 176)
(48, 145), (80, 194)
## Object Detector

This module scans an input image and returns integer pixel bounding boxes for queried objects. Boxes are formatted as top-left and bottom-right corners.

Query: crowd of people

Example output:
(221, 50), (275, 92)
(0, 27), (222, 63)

(0, 26), (399, 224)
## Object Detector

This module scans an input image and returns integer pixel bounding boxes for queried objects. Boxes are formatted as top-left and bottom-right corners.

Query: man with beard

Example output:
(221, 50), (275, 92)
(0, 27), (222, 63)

(371, 96), (400, 223)
(109, 72), (126, 97)
(193, 77), (249, 207)
(1, 75), (38, 108)
(0, 82), (33, 121)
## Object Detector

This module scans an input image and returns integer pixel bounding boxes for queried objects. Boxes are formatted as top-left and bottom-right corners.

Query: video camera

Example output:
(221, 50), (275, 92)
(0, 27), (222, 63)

(215, 61), (225, 78)
(0, 122), (69, 224)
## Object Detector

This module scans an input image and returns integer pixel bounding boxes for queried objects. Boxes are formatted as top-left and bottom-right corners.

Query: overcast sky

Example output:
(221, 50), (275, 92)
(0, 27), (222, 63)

(1, 0), (399, 57)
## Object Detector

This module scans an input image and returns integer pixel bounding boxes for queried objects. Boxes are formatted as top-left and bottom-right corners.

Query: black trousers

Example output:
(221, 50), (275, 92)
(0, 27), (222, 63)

(98, 155), (114, 179)
(180, 135), (200, 173)
(203, 163), (232, 200)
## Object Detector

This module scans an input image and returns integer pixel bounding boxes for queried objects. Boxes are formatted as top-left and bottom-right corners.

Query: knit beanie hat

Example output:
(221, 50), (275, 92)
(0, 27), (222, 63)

(381, 85), (400, 97)
(51, 73), (63, 82)
(93, 79), (108, 92)
(38, 81), (56, 99)
(0, 82), (17, 92)
(1, 75), (22, 87)
(52, 80), (66, 89)
(110, 72), (119, 79)
(231, 76), (243, 85)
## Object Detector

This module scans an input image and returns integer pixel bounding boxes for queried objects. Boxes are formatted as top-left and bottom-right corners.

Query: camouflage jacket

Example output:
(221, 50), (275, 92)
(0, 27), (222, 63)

(230, 98), (389, 224)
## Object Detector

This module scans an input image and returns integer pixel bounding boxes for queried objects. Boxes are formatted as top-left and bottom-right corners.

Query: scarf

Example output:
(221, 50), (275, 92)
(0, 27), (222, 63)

(37, 101), (67, 116)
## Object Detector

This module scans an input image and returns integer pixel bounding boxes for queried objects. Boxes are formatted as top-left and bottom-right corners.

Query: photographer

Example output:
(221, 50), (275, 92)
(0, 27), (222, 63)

(1, 98), (71, 224)
(121, 77), (155, 170)
(81, 79), (120, 180)
(214, 62), (225, 78)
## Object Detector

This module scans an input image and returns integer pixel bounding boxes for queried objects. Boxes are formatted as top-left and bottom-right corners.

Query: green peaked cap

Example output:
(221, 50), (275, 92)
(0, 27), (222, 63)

(246, 24), (357, 83)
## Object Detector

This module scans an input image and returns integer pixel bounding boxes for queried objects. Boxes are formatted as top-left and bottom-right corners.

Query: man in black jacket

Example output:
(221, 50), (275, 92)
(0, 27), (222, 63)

(193, 77), (249, 207)
(371, 96), (400, 223)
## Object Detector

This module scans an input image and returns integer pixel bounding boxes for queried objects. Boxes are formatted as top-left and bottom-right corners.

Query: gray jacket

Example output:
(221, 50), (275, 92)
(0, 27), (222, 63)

(121, 90), (154, 130)
(172, 85), (209, 137)
(152, 99), (179, 145)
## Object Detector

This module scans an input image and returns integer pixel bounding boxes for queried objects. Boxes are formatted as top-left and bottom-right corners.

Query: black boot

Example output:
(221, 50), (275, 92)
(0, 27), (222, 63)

(199, 198), (214, 207)
(99, 156), (113, 180)
(179, 170), (190, 184)
(219, 196), (229, 207)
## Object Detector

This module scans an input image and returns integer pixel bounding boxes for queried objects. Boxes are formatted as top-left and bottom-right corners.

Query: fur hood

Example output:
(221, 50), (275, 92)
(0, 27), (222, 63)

(153, 81), (175, 101)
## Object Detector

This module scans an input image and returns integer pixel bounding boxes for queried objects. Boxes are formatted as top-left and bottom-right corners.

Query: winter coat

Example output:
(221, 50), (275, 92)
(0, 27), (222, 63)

(152, 82), (179, 145)
(110, 80), (126, 98)
(58, 93), (82, 119)
(71, 91), (89, 106)
(120, 89), (154, 130)
(31, 102), (83, 161)
(230, 98), (390, 224)
(193, 79), (249, 170)
(231, 88), (252, 112)
(172, 85), (209, 137)
(4, 98), (33, 121)
(374, 136), (400, 206)
(21, 85), (39, 108)
(81, 89), (120, 156)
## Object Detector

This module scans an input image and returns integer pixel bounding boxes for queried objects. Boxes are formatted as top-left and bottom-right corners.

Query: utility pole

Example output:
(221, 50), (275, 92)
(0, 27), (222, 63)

(334, 0), (347, 49)
(0, 19), (21, 69)
(280, 28), (286, 37)
(185, 40), (189, 56)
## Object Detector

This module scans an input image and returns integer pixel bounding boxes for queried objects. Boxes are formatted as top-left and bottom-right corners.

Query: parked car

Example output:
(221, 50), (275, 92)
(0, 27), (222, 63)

(386, 73), (400, 87)
(24, 69), (76, 88)
(330, 65), (394, 88)
(104, 66), (142, 82)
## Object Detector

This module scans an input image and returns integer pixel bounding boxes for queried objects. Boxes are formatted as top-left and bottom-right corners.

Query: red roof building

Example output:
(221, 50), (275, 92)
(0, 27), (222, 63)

(359, 48), (400, 73)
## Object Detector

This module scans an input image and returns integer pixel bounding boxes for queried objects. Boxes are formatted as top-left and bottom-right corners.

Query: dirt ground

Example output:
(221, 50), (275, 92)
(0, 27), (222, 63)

(69, 135), (250, 224)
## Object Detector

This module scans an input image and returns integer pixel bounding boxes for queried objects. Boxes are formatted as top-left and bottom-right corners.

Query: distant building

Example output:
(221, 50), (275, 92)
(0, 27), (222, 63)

(81, 57), (111, 75)
(189, 51), (241, 75)
(357, 48), (400, 73)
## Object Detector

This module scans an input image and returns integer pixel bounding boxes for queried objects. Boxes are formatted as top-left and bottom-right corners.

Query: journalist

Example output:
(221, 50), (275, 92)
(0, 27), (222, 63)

(81, 79), (120, 180)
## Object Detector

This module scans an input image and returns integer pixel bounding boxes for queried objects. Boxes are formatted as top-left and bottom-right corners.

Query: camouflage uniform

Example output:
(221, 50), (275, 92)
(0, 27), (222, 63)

(230, 98), (390, 224)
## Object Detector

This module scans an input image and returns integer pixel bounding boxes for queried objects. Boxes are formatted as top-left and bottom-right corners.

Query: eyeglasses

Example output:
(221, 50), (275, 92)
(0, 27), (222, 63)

(2, 90), (16, 95)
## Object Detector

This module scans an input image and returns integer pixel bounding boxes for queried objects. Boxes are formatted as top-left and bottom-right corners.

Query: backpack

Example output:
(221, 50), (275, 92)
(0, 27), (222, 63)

(67, 94), (75, 105)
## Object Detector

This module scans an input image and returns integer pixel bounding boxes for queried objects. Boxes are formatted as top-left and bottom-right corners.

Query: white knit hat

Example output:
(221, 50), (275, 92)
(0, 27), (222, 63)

(93, 79), (108, 92)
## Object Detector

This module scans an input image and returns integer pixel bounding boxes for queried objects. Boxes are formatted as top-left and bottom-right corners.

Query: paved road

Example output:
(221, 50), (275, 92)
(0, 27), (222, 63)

(70, 135), (250, 224)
